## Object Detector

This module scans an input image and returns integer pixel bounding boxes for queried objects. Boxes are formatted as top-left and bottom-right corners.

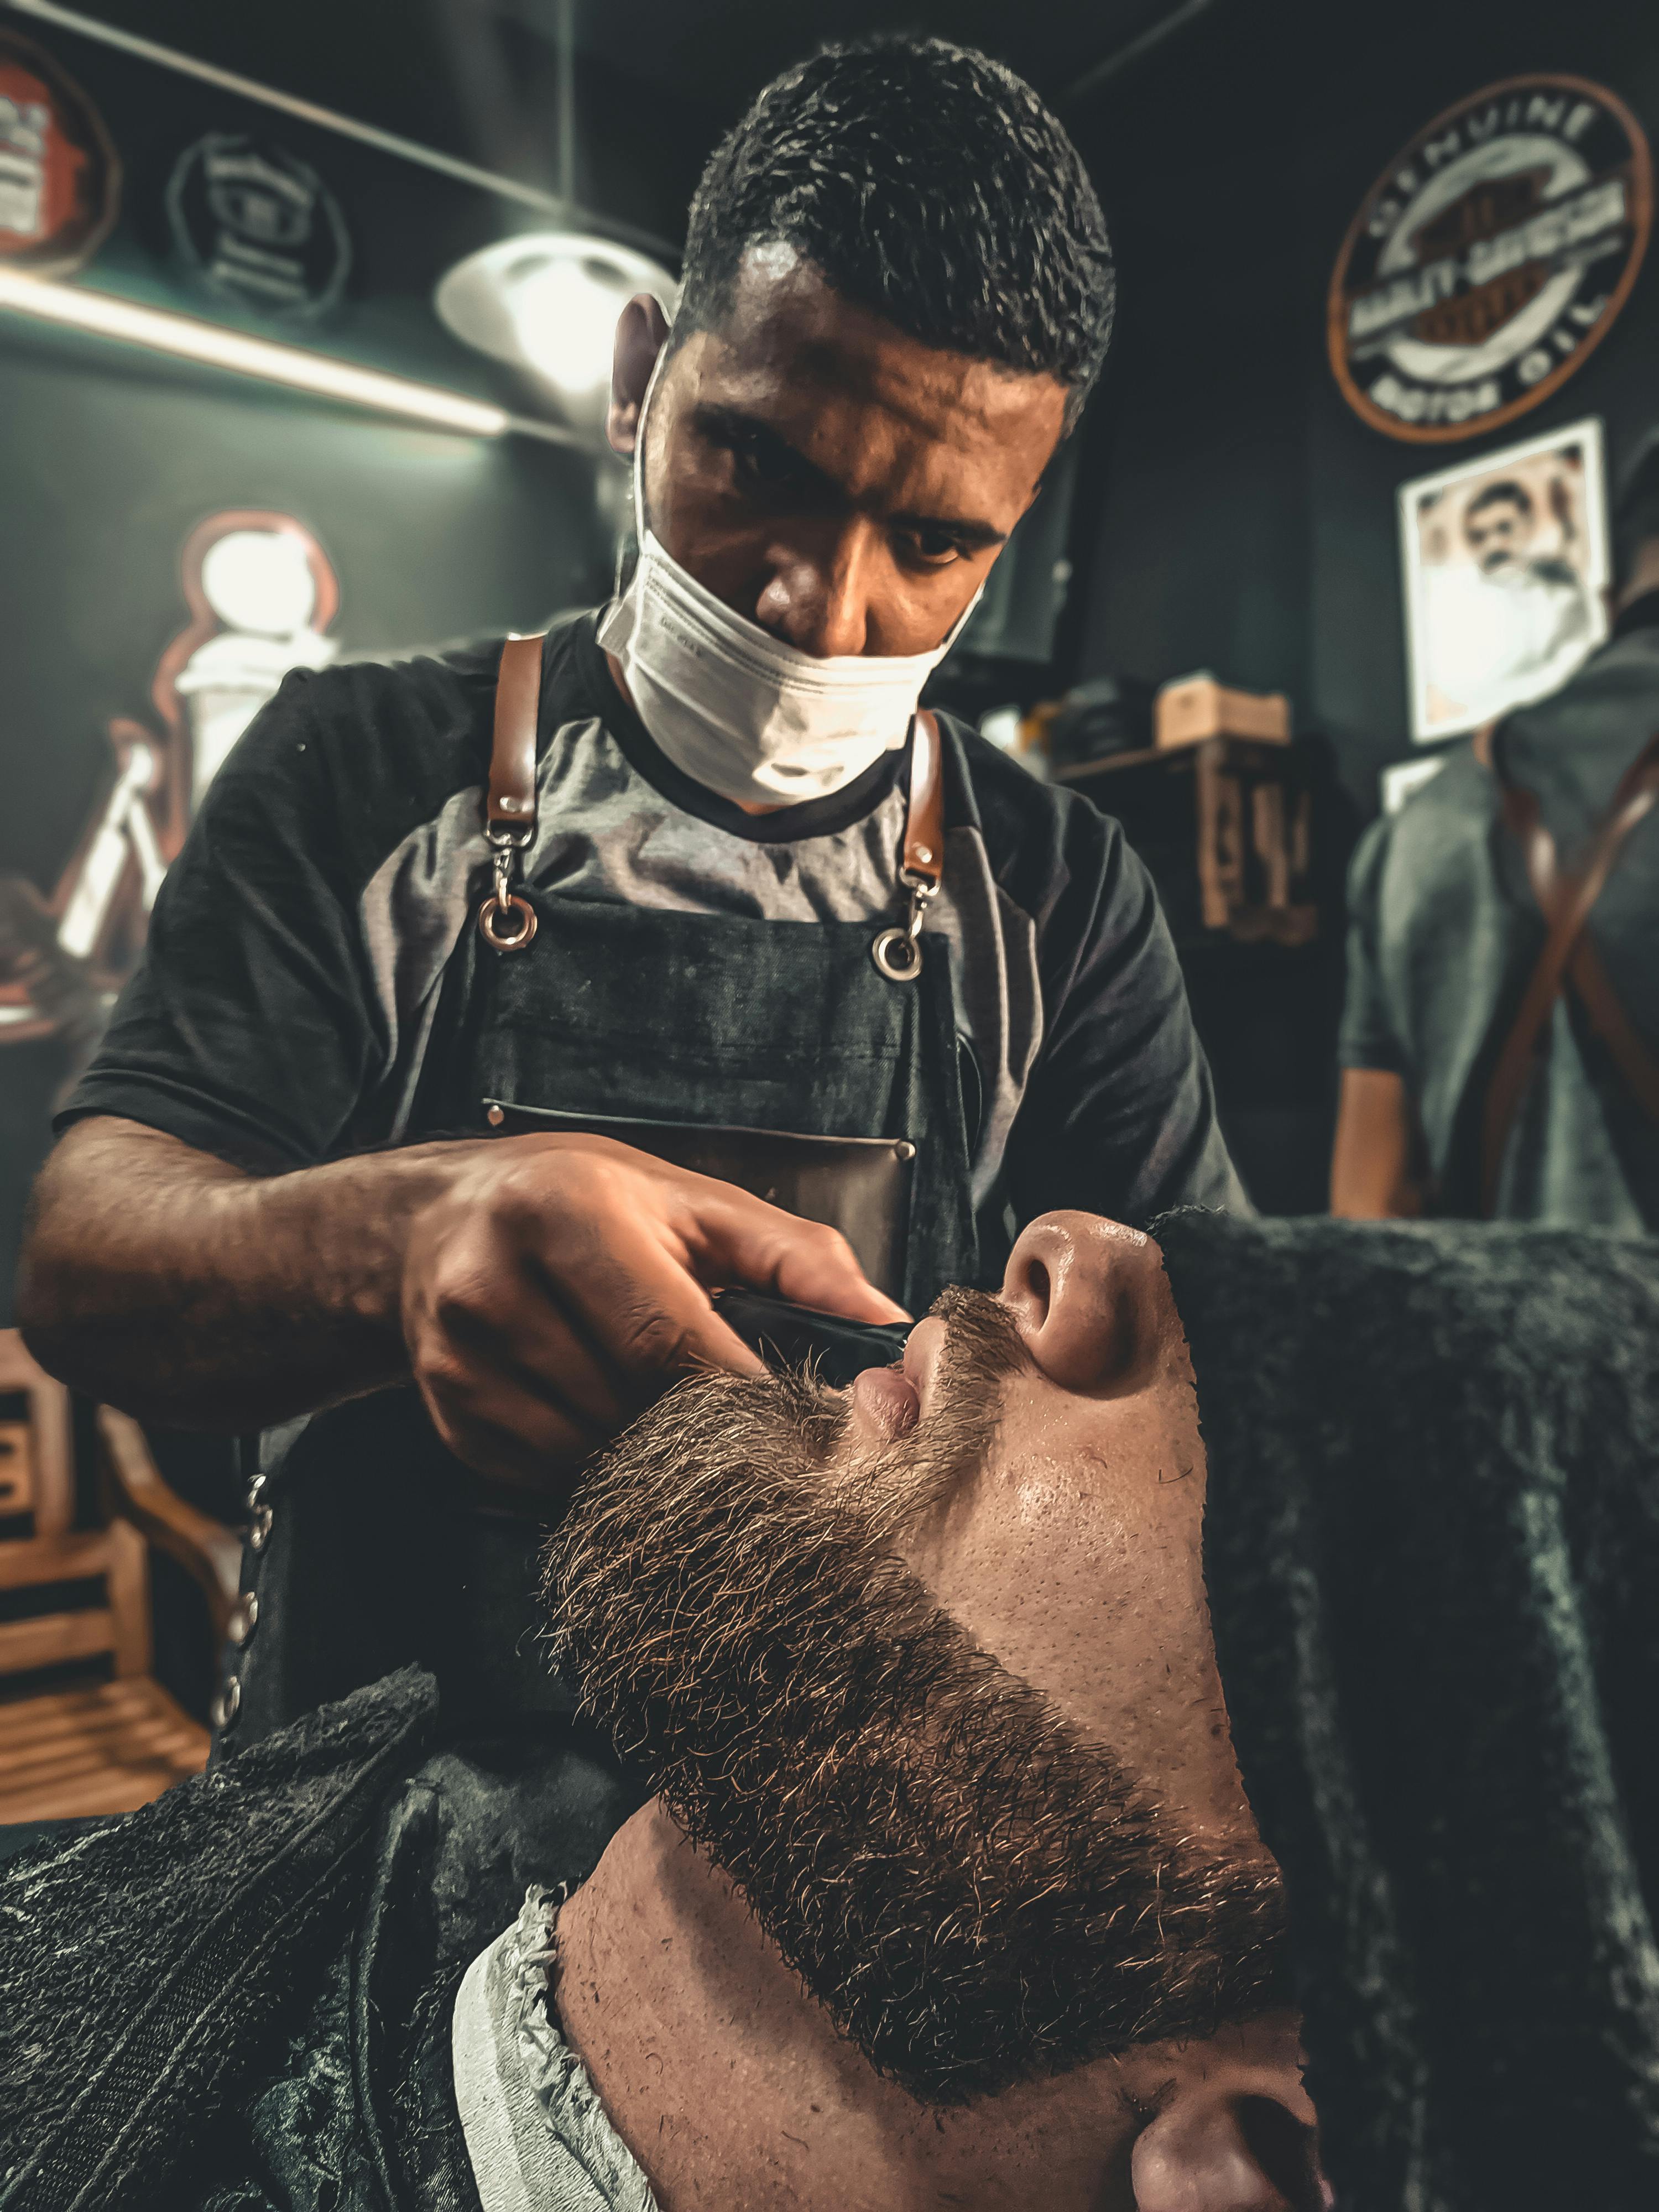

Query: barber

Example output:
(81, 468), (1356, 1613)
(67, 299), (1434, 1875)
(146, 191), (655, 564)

(18, 37), (1244, 1740)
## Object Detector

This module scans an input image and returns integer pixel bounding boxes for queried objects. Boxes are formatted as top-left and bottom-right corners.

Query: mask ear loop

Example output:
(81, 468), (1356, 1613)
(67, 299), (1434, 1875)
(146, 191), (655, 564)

(628, 342), (668, 555)
(605, 336), (669, 624)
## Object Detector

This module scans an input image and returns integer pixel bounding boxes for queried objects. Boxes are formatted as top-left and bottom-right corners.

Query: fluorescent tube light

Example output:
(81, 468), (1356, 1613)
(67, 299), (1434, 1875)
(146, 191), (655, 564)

(0, 268), (580, 443)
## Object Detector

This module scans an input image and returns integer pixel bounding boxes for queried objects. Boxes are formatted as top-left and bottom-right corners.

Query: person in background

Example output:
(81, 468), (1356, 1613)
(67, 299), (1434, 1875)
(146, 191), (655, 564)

(1331, 434), (1659, 1226)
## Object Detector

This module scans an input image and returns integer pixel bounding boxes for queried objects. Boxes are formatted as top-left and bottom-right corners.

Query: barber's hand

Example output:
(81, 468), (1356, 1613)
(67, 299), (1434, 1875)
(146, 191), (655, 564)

(401, 1134), (906, 1491)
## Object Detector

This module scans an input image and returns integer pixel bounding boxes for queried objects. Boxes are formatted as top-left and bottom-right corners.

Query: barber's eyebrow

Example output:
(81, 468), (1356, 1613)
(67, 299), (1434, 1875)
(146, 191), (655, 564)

(691, 403), (1008, 549)
(888, 503), (1008, 551)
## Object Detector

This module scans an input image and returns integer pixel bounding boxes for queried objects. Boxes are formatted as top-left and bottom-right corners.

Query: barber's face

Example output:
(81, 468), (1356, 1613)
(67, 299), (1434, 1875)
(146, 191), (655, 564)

(606, 248), (1068, 656)
(550, 1211), (1326, 2206)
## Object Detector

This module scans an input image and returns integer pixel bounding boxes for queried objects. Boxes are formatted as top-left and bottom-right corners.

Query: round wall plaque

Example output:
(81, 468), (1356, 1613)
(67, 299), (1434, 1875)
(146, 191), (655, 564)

(166, 132), (351, 319)
(0, 29), (119, 276)
(1328, 75), (1652, 444)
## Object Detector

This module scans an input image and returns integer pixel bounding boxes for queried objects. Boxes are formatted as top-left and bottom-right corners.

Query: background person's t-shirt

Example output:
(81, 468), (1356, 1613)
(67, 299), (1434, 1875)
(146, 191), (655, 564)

(60, 611), (1245, 1255)
(1339, 602), (1659, 1229)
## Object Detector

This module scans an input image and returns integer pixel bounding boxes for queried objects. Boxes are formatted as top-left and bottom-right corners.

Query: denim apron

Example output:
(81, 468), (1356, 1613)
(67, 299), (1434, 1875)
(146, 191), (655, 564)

(222, 646), (977, 1745)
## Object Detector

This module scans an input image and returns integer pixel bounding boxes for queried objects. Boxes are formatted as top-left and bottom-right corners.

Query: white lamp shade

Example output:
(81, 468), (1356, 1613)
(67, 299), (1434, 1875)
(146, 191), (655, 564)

(435, 233), (677, 414)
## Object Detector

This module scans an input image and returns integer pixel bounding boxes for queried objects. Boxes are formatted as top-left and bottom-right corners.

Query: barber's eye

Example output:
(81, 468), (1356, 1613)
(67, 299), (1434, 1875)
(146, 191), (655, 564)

(729, 429), (801, 493)
(904, 528), (965, 568)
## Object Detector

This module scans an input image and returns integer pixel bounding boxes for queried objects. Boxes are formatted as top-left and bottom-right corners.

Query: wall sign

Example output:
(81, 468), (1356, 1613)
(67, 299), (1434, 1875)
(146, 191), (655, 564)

(0, 512), (339, 1048)
(167, 133), (351, 317)
(0, 29), (119, 276)
(1329, 75), (1652, 444)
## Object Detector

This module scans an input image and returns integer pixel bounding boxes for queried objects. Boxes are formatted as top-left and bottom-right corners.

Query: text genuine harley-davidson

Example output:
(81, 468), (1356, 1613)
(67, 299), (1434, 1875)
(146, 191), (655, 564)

(1329, 76), (1651, 443)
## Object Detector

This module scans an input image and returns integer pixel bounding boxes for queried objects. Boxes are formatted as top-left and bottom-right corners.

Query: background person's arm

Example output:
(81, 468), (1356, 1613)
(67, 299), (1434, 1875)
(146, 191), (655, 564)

(18, 1115), (900, 1490)
(1328, 1067), (1425, 1218)
(1329, 816), (1424, 1217)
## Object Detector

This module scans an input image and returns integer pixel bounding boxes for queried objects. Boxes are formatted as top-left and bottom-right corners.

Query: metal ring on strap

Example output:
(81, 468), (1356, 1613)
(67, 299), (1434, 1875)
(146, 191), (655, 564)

(477, 890), (539, 951)
(870, 922), (923, 982)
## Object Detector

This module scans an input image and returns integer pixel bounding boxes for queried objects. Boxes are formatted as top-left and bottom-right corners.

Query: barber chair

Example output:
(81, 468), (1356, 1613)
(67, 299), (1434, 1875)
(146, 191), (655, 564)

(0, 1330), (241, 1825)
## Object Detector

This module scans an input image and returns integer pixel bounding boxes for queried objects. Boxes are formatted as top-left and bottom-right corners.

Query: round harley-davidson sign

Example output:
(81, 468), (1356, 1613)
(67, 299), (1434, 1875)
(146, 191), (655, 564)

(1329, 75), (1652, 444)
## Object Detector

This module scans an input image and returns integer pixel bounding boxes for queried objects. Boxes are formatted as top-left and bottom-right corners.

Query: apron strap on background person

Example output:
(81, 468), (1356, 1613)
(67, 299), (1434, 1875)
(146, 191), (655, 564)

(1480, 722), (1659, 1214)
(872, 709), (945, 984)
(478, 633), (547, 952)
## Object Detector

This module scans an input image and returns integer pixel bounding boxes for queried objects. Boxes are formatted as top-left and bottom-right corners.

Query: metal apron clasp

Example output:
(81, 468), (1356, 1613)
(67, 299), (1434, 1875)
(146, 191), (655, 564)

(477, 825), (538, 951)
(870, 866), (937, 983)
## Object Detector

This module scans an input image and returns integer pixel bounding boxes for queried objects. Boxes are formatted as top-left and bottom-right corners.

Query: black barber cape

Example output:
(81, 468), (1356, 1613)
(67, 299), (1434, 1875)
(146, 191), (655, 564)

(4, 1215), (1658, 2212)
(0, 1679), (644, 2212)
(1157, 1212), (1659, 2210)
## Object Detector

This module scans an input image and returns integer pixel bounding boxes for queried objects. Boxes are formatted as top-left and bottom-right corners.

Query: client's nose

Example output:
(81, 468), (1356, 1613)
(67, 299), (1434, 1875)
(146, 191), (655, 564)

(999, 1211), (1171, 1393)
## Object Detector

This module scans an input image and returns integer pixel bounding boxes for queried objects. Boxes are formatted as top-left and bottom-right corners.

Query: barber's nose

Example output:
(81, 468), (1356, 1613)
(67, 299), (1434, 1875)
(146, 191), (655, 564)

(754, 536), (869, 656)
(999, 1211), (1171, 1393)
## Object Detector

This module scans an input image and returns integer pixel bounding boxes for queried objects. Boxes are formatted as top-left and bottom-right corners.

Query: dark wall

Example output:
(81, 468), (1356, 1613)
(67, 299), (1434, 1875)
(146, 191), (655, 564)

(1066, 3), (1311, 712)
(1070, 0), (1659, 815)
(0, 19), (618, 1321)
(1061, 0), (1659, 1209)
(1298, 1), (1659, 810)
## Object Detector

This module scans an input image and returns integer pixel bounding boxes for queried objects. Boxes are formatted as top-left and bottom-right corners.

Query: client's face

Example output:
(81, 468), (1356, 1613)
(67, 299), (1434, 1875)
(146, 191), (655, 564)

(546, 1212), (1320, 2199)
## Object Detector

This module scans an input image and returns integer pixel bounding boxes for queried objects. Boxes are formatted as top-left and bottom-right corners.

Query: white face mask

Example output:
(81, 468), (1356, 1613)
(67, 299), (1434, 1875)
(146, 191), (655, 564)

(597, 354), (981, 807)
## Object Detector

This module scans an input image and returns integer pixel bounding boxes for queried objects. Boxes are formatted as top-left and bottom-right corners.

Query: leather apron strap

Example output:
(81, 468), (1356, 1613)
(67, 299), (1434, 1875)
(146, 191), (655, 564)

(477, 633), (546, 950)
(1480, 726), (1659, 1215)
(478, 635), (947, 983)
(870, 708), (944, 982)
(488, 633), (544, 837)
(904, 707), (945, 888)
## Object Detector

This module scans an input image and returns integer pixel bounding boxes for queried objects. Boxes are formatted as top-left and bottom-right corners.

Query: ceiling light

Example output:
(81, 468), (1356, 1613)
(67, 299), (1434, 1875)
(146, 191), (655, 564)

(435, 233), (677, 414)
(0, 267), (583, 443)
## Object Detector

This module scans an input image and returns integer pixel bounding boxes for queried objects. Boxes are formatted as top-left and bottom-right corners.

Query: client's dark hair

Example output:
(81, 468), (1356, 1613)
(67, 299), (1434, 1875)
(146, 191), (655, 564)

(676, 34), (1115, 430)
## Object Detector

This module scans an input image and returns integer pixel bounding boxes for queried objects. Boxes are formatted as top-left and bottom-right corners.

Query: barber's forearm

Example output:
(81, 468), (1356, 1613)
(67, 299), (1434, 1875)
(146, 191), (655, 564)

(17, 1118), (469, 1427)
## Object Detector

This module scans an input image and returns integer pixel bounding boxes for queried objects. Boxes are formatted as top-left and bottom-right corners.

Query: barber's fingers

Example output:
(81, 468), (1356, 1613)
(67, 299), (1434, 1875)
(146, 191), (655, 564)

(431, 1276), (632, 1434)
(679, 1184), (910, 1323)
(546, 1201), (768, 1388)
(415, 1350), (607, 1491)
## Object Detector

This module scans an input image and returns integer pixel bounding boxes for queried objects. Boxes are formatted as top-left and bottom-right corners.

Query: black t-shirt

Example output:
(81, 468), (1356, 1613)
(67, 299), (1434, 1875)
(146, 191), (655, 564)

(62, 614), (1244, 1231)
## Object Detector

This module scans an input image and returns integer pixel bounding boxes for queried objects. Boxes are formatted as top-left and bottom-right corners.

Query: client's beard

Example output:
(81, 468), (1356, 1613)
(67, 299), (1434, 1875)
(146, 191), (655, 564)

(542, 1287), (1290, 2106)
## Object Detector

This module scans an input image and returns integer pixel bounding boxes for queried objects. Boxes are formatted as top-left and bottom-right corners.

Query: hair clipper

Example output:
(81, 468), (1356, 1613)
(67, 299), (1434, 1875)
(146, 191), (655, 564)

(712, 1288), (911, 1387)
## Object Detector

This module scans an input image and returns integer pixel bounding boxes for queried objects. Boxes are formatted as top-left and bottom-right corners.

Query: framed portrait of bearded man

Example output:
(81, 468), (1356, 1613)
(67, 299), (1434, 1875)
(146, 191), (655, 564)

(1399, 417), (1610, 743)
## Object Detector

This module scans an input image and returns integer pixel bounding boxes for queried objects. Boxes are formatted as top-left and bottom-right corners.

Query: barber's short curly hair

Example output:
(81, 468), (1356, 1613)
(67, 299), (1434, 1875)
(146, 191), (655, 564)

(676, 35), (1115, 431)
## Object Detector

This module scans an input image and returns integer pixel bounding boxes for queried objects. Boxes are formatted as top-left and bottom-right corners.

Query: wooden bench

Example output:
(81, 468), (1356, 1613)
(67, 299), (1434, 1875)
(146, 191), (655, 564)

(0, 1331), (241, 1825)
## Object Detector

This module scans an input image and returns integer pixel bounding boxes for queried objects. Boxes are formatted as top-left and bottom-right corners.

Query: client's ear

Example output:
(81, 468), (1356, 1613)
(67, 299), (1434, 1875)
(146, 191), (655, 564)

(1131, 2091), (1329, 2212)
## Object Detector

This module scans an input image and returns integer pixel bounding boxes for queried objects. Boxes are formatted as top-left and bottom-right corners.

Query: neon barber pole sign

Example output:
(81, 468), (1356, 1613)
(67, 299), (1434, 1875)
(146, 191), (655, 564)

(0, 513), (339, 1046)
